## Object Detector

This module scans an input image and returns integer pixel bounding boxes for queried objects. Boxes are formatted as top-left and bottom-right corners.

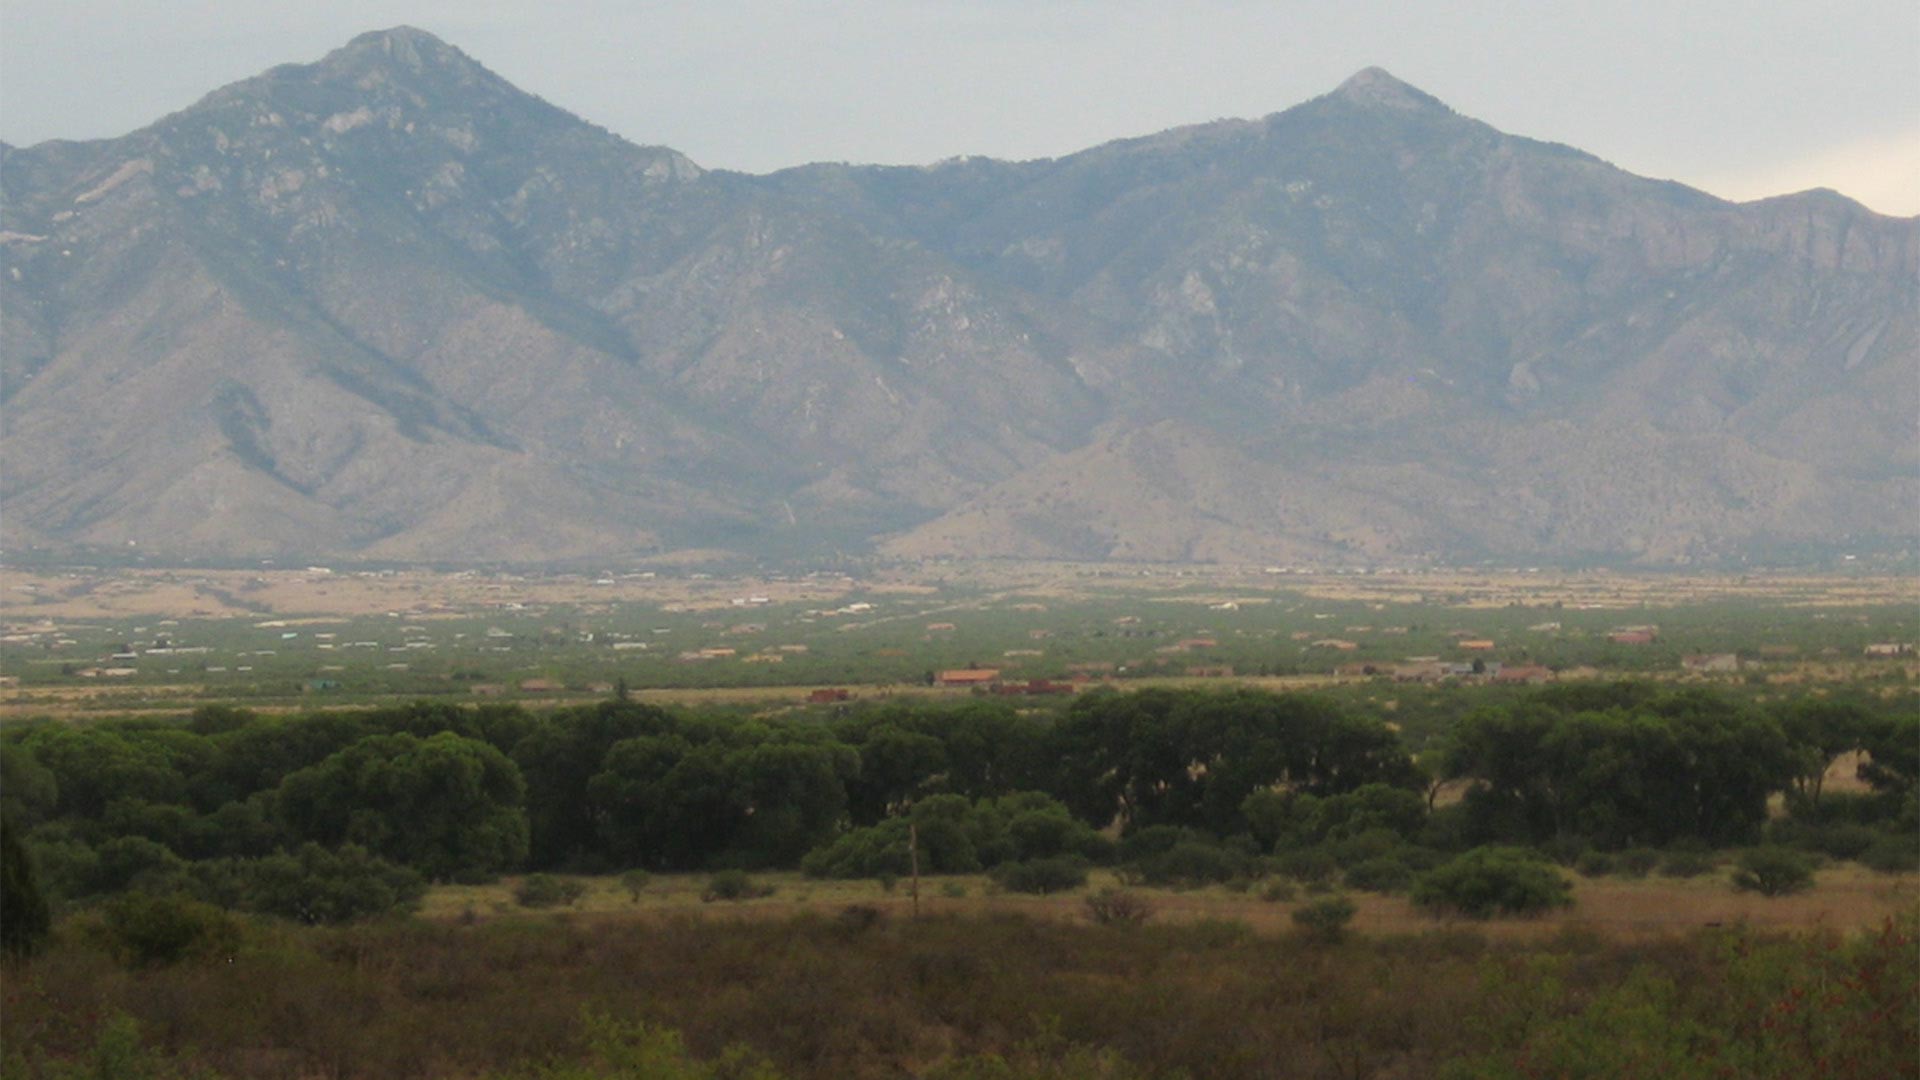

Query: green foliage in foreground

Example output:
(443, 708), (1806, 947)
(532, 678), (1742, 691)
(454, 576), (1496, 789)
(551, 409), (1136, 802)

(497, 1013), (781, 1080)
(1438, 919), (1920, 1080)
(12, 1013), (217, 1080)
(4, 912), (1913, 1080)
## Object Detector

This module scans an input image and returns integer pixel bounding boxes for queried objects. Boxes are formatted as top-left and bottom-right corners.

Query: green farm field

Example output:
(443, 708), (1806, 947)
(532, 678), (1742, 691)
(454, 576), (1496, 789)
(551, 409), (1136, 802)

(4, 564), (1914, 717)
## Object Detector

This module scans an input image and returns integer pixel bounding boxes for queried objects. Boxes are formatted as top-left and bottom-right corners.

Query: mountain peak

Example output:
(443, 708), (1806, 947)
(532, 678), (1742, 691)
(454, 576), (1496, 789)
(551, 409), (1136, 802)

(1331, 67), (1448, 112)
(342, 25), (457, 57)
(319, 25), (489, 81)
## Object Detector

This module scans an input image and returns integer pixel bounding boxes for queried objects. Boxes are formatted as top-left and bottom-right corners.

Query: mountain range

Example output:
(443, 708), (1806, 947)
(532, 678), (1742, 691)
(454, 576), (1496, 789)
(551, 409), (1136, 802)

(2, 27), (1914, 567)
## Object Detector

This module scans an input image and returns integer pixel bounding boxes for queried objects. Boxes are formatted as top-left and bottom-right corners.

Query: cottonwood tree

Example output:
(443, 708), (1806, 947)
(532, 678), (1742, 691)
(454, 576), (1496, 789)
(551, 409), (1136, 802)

(276, 732), (528, 881)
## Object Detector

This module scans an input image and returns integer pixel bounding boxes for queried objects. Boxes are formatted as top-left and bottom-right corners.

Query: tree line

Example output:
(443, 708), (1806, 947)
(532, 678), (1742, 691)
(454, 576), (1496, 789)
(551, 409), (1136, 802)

(2, 683), (1914, 933)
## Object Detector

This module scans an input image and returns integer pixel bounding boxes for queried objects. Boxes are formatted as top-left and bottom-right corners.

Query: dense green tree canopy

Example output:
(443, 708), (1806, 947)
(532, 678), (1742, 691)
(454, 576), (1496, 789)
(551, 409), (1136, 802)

(275, 731), (528, 881)
(1445, 689), (1801, 848)
(3, 683), (1908, 922)
(512, 702), (678, 869)
(1051, 689), (1420, 834)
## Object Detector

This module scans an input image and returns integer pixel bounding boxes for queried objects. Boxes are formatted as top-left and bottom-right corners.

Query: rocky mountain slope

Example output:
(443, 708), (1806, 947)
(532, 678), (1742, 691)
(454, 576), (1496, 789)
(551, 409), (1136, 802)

(2, 28), (1913, 565)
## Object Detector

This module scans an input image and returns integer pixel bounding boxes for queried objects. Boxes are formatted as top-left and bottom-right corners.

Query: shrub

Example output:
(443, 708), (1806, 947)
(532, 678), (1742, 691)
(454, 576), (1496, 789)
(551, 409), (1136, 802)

(1574, 851), (1616, 878)
(1291, 895), (1357, 943)
(1326, 828), (1404, 868)
(1118, 825), (1202, 863)
(522, 1012), (782, 1080)
(1247, 855), (1285, 879)
(1343, 856), (1415, 894)
(1126, 841), (1244, 888)
(941, 881), (968, 898)
(1083, 888), (1154, 927)
(1615, 847), (1660, 878)
(1804, 824), (1883, 861)
(1857, 835), (1920, 874)
(1786, 789), (1910, 827)
(801, 824), (913, 880)
(1411, 847), (1573, 920)
(619, 869), (651, 902)
(1260, 880), (1297, 903)
(1770, 819), (1882, 861)
(1395, 845), (1447, 872)
(1273, 847), (1338, 884)
(227, 843), (426, 924)
(702, 870), (773, 902)
(90, 836), (191, 897)
(34, 1013), (208, 1080)
(88, 892), (242, 968)
(515, 874), (589, 908)
(837, 904), (887, 933)
(1537, 835), (1590, 867)
(1730, 848), (1815, 897)
(1005, 805), (1109, 863)
(1659, 850), (1718, 878)
(990, 856), (1089, 894)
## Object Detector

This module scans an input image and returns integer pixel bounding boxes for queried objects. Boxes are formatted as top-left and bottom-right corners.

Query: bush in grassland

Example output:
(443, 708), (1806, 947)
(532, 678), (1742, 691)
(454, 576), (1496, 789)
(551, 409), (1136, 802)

(1614, 847), (1660, 878)
(1412, 847), (1572, 919)
(619, 869), (651, 902)
(1260, 880), (1298, 903)
(1083, 888), (1153, 927)
(516, 874), (590, 909)
(1343, 856), (1415, 894)
(1574, 851), (1615, 877)
(990, 856), (1089, 894)
(1857, 835), (1920, 874)
(84, 892), (243, 968)
(702, 870), (773, 902)
(1730, 848), (1816, 898)
(207, 843), (425, 924)
(1291, 895), (1358, 944)
(1658, 849), (1718, 879)
(1123, 841), (1244, 888)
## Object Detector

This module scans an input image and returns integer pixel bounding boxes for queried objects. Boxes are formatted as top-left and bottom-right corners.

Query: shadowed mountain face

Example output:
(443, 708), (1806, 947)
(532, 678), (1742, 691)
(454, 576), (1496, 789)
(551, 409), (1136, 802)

(3, 31), (1914, 566)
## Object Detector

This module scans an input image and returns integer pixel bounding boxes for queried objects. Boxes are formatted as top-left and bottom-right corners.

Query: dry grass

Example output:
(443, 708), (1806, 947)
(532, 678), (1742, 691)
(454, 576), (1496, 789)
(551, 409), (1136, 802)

(425, 865), (1920, 943)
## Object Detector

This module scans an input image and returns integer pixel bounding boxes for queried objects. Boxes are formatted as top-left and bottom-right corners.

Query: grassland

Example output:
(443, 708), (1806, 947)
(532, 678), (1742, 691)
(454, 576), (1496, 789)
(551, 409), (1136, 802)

(8, 889), (1914, 1079)
(427, 863), (1919, 942)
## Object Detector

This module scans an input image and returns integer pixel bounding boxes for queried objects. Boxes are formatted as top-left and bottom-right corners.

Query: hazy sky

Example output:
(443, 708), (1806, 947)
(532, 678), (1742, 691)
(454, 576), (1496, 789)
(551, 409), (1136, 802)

(3, 1), (1915, 214)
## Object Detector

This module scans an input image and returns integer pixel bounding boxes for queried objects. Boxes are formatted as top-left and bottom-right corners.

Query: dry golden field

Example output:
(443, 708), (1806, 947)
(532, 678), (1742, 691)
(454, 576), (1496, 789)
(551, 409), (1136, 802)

(424, 864), (1919, 943)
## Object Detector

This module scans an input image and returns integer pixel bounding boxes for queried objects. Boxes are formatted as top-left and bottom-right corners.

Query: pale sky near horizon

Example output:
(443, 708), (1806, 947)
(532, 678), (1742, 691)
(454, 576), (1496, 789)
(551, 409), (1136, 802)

(2, 1), (1915, 215)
